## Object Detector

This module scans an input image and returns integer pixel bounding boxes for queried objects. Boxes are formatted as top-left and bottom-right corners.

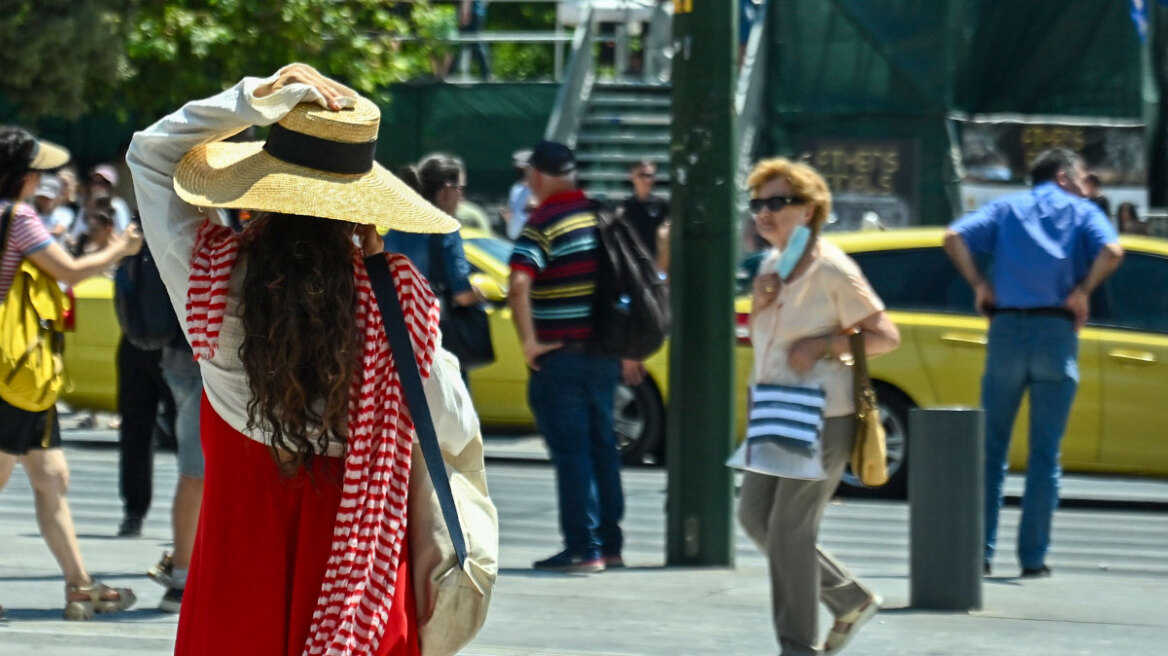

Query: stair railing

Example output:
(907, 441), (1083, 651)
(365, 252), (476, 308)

(735, 0), (770, 208)
(545, 5), (597, 148)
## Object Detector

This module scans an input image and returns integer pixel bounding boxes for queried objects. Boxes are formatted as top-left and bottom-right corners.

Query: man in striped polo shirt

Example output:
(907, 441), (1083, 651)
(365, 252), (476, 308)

(508, 141), (624, 573)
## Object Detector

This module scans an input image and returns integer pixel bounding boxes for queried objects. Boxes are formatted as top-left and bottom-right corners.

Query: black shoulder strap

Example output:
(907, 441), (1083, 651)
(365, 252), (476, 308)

(1, 203), (16, 257)
(364, 253), (468, 569)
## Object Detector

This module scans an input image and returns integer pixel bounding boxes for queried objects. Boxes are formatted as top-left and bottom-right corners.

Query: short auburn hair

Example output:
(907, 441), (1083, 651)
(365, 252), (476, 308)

(746, 157), (832, 231)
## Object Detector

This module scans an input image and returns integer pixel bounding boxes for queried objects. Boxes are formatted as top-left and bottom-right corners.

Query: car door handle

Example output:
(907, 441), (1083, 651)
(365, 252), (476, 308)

(940, 332), (988, 347)
(1107, 349), (1157, 365)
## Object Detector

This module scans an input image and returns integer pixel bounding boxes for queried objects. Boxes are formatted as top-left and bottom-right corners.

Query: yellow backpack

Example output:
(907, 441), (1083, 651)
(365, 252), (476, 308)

(0, 204), (70, 412)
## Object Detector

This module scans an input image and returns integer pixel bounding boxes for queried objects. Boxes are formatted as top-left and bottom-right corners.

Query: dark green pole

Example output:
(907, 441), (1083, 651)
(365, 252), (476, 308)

(666, 0), (738, 566)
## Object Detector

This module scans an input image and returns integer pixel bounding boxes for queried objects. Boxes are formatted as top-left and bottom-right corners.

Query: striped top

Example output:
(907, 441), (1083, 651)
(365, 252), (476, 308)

(0, 201), (54, 302)
(509, 190), (600, 342)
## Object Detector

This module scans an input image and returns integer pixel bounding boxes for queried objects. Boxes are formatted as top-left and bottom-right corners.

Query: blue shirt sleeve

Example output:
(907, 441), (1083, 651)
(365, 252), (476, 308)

(950, 201), (1003, 255)
(440, 232), (473, 295)
(1078, 204), (1119, 260)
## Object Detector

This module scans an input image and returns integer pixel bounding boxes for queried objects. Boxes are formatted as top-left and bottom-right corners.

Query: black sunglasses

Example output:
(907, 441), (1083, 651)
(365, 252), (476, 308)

(749, 195), (805, 214)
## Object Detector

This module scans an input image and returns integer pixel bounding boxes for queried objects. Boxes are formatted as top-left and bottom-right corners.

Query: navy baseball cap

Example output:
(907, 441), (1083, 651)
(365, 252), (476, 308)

(528, 141), (576, 176)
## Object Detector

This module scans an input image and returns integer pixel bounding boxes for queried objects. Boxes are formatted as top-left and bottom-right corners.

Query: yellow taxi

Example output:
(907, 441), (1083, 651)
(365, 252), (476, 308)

(62, 228), (1168, 498)
(818, 228), (1168, 495)
(456, 230), (751, 466)
(460, 227), (1168, 497)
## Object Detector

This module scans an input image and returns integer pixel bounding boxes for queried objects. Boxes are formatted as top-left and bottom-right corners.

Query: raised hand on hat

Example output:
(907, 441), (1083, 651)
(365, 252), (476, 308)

(254, 63), (357, 112)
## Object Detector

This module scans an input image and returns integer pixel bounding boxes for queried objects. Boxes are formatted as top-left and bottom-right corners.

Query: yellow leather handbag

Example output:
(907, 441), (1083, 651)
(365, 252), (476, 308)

(850, 331), (889, 487)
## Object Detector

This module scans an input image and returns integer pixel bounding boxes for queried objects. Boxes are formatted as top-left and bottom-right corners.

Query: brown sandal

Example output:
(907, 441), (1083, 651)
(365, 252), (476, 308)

(63, 581), (137, 620)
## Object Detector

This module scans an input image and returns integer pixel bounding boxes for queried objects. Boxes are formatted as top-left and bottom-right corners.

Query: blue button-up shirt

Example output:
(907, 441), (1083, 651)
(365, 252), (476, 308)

(951, 182), (1118, 309)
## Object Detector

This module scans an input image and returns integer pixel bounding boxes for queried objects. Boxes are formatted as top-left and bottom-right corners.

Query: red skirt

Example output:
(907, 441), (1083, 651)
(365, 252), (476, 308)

(175, 393), (420, 656)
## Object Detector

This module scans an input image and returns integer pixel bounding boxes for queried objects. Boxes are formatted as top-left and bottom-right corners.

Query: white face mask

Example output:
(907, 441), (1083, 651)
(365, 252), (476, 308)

(776, 224), (812, 280)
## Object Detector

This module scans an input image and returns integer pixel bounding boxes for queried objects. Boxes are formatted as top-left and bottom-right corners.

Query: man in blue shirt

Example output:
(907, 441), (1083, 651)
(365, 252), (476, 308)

(944, 148), (1123, 579)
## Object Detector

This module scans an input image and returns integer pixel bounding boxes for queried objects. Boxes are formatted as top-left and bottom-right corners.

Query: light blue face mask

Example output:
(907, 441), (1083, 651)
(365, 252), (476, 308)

(776, 224), (812, 280)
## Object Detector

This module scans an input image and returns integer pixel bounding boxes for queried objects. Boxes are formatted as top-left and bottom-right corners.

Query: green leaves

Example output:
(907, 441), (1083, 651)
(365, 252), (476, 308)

(0, 1), (133, 120)
(2, 0), (440, 121)
(1, 0), (562, 122)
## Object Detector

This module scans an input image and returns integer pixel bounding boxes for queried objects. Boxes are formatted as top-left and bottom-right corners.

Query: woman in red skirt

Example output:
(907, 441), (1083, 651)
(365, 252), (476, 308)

(127, 64), (479, 656)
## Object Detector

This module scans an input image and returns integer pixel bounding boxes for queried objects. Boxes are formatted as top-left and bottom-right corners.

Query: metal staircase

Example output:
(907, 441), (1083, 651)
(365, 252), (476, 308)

(575, 83), (672, 202)
(545, 1), (769, 207)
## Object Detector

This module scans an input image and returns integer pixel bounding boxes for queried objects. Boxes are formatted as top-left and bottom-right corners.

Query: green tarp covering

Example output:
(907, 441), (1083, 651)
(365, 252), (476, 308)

(376, 82), (558, 197)
(765, 0), (1146, 224)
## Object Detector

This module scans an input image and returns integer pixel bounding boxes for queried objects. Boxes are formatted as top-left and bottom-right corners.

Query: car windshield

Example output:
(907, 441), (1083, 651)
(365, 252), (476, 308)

(466, 237), (514, 265)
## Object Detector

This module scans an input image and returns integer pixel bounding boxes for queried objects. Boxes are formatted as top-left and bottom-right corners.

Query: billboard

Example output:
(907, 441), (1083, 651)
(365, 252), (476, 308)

(954, 114), (1147, 218)
(794, 137), (920, 230)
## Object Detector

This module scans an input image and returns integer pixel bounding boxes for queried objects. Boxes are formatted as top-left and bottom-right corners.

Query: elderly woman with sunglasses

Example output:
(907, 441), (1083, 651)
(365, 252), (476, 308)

(736, 158), (900, 656)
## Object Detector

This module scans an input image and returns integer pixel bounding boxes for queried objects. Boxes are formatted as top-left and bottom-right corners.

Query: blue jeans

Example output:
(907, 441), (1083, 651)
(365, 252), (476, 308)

(528, 351), (623, 557)
(163, 365), (204, 480)
(982, 314), (1079, 569)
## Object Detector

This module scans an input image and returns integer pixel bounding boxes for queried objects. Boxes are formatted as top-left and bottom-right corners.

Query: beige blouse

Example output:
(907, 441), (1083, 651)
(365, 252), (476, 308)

(750, 240), (885, 417)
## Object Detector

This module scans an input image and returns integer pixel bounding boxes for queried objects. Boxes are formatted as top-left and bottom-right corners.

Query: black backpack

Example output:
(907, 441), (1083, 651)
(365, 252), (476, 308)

(114, 240), (181, 350)
(591, 202), (670, 359)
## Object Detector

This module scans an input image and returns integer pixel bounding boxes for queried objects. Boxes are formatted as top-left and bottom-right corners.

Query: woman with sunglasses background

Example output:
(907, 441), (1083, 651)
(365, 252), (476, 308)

(386, 154), (483, 374)
(736, 157), (900, 655)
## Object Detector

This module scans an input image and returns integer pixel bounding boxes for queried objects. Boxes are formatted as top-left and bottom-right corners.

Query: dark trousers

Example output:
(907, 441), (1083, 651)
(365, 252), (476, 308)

(528, 351), (623, 556)
(117, 337), (174, 519)
(458, 13), (491, 78)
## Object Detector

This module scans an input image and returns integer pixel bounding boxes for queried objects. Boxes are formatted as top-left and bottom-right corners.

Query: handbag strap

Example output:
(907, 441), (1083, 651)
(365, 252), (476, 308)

(850, 330), (872, 403)
(364, 253), (468, 569)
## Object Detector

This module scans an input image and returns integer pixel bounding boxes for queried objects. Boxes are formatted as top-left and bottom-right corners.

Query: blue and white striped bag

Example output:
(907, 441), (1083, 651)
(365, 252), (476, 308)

(726, 383), (827, 480)
(747, 383), (826, 448)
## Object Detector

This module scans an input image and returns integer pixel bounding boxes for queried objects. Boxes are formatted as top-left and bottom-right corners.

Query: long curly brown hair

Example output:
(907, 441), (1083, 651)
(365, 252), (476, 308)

(238, 213), (358, 473)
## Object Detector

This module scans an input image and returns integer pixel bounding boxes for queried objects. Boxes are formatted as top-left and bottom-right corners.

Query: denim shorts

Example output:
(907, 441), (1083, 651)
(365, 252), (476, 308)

(163, 367), (205, 479)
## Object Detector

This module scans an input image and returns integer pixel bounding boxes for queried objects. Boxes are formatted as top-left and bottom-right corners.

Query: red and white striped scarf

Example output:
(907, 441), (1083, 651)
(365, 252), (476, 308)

(188, 220), (440, 655)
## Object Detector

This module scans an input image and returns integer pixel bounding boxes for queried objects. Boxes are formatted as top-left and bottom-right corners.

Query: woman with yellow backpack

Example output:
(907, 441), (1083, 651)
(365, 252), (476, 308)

(0, 125), (143, 620)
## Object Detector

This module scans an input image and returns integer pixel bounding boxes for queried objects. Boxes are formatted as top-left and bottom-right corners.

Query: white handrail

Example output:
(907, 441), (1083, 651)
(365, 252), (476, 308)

(545, 5), (597, 146)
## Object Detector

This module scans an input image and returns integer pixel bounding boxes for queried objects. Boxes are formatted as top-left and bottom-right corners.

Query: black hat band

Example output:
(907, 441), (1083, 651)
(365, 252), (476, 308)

(263, 123), (377, 176)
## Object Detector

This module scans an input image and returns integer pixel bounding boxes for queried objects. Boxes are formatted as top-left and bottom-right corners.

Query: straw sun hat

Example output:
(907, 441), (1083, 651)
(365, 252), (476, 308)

(174, 95), (459, 234)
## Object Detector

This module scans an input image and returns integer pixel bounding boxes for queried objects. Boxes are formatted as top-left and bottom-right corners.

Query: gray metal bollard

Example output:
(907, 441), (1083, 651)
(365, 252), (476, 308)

(909, 407), (985, 611)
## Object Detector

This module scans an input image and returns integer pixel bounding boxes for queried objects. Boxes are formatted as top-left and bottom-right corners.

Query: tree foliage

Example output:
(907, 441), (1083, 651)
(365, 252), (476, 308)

(1, 0), (451, 121)
(488, 1), (557, 80)
(1, 1), (566, 123)
(124, 0), (447, 117)
(0, 0), (134, 120)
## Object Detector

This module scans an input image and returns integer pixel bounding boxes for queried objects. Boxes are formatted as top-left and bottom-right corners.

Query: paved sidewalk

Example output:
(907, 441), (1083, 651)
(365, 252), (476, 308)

(61, 417), (1168, 507)
(2, 441), (1165, 655)
(2, 547), (1165, 655)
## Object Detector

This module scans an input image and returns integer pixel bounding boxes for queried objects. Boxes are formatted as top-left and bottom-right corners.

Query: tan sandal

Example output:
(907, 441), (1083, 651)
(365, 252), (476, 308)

(63, 581), (137, 620)
(823, 596), (880, 653)
(147, 551), (175, 588)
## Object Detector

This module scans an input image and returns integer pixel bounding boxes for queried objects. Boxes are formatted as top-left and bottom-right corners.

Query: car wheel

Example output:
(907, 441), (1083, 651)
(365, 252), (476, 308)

(614, 378), (666, 466)
(838, 382), (913, 499)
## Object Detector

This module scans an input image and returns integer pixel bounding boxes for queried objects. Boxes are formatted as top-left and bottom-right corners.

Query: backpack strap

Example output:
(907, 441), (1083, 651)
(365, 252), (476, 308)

(364, 253), (468, 570)
(0, 203), (15, 259)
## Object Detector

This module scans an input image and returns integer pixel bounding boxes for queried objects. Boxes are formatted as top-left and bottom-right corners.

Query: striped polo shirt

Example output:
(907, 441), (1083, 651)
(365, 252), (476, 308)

(509, 190), (600, 342)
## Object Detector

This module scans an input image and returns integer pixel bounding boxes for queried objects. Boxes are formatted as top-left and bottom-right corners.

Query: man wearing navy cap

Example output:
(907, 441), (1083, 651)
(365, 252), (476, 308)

(508, 141), (625, 572)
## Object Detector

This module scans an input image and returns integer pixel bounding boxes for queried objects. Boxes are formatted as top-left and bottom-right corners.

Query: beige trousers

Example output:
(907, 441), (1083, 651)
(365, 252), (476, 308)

(737, 415), (875, 655)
